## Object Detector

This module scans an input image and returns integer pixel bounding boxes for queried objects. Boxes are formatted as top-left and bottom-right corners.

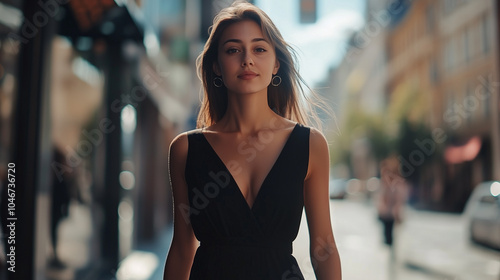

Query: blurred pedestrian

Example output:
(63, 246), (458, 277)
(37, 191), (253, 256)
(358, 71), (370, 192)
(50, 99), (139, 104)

(163, 2), (341, 280)
(49, 146), (72, 268)
(377, 156), (408, 249)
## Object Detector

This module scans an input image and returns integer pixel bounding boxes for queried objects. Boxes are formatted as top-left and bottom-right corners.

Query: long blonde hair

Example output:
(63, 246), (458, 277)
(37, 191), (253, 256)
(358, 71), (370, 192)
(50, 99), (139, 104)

(196, 1), (324, 129)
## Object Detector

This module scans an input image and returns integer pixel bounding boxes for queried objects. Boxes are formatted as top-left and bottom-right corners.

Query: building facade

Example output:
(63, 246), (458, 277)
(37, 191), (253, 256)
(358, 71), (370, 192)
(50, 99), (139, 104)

(330, 0), (499, 211)
(386, 0), (499, 211)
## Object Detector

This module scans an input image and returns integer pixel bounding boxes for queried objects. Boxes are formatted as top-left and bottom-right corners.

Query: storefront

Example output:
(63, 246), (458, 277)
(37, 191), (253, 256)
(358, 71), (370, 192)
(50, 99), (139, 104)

(0, 1), (185, 279)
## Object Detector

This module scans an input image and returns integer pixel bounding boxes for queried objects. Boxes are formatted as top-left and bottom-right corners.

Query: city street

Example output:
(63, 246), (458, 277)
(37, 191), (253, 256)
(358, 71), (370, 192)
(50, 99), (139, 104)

(1, 0), (500, 278)
(143, 197), (500, 280)
(292, 198), (500, 280)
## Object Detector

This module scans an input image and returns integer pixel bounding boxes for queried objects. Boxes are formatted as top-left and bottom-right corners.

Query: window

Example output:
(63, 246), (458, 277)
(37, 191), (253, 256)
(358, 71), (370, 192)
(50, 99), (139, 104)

(443, 37), (456, 72)
(481, 14), (490, 54)
(442, 0), (452, 16)
(482, 75), (491, 118)
(442, 41), (450, 71)
(426, 5), (434, 34)
(465, 82), (473, 123)
(429, 59), (438, 84)
(446, 90), (455, 115)
(464, 28), (469, 63)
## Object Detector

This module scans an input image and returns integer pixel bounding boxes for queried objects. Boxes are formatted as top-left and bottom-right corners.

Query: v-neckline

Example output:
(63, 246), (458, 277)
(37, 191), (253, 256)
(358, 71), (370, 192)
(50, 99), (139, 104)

(200, 123), (299, 211)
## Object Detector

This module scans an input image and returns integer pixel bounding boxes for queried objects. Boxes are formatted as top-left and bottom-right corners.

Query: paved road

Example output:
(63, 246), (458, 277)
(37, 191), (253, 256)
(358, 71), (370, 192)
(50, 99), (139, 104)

(292, 199), (500, 280)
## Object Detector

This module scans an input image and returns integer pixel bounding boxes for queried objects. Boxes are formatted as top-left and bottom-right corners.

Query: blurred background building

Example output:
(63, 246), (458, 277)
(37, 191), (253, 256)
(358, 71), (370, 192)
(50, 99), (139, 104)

(0, 0), (498, 279)
(328, 0), (499, 212)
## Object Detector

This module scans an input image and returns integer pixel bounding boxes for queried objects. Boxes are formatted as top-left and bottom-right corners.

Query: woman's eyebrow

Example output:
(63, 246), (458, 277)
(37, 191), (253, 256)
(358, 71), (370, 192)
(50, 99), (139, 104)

(222, 38), (268, 45)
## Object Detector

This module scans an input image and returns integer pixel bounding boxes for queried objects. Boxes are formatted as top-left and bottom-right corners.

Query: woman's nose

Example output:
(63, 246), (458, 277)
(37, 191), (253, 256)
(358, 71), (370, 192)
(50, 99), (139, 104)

(242, 53), (254, 66)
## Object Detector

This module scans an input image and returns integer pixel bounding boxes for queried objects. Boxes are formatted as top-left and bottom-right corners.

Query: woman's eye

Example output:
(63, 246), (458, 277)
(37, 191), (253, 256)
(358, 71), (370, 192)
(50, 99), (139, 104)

(255, 48), (266, 53)
(226, 48), (239, 54)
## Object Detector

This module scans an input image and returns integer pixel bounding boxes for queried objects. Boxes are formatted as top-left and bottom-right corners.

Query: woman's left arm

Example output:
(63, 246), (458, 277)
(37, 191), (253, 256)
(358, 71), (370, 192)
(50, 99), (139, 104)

(304, 128), (342, 280)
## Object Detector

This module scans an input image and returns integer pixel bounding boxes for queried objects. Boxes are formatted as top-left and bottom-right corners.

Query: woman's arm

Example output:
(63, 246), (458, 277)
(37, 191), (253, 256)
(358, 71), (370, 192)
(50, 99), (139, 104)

(163, 133), (198, 280)
(304, 128), (342, 280)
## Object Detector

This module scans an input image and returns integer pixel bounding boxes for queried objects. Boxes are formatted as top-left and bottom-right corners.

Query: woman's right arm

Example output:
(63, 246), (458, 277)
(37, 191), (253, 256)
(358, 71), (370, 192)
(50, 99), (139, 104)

(163, 133), (198, 280)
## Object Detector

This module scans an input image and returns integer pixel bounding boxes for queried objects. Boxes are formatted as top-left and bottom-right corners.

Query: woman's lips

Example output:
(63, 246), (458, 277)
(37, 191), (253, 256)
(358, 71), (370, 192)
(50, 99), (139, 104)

(238, 71), (258, 80)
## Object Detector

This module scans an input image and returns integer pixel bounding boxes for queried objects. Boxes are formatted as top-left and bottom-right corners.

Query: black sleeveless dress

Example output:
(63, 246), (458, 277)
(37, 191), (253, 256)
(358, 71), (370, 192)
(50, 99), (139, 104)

(185, 123), (309, 280)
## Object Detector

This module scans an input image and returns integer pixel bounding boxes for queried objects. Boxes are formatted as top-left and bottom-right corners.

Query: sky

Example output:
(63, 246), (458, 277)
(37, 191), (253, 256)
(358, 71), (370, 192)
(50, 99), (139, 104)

(254, 0), (366, 86)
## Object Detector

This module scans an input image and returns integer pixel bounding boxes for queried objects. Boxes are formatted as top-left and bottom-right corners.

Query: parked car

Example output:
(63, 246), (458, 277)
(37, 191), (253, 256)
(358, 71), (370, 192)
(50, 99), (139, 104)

(329, 178), (347, 199)
(464, 181), (500, 250)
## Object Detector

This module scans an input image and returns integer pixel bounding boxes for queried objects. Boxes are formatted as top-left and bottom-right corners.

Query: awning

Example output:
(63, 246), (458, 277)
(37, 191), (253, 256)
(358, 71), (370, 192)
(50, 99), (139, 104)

(58, 1), (143, 43)
(444, 136), (482, 164)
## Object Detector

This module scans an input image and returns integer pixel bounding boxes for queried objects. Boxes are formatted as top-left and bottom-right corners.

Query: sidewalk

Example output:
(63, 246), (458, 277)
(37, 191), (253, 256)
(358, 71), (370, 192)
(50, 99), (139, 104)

(140, 227), (172, 280)
(399, 207), (500, 280)
(113, 226), (173, 280)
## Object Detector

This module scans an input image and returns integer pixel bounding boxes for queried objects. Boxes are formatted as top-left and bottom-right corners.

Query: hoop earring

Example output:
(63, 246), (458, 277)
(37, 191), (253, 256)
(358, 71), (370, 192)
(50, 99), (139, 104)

(213, 76), (223, 88)
(271, 75), (282, 87)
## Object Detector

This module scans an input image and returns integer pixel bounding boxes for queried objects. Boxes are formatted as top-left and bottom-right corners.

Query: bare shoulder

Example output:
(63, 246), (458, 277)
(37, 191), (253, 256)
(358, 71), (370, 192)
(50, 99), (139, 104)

(169, 132), (188, 155)
(305, 127), (329, 180)
(308, 127), (329, 152)
(169, 129), (200, 160)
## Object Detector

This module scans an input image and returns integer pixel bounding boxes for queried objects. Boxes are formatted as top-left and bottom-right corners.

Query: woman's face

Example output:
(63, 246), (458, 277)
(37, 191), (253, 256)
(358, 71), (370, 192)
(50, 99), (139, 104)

(215, 20), (280, 96)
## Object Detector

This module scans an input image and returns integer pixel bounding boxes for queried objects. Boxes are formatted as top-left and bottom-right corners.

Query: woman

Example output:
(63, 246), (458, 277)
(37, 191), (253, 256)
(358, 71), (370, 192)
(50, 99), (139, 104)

(163, 2), (341, 279)
(377, 156), (408, 249)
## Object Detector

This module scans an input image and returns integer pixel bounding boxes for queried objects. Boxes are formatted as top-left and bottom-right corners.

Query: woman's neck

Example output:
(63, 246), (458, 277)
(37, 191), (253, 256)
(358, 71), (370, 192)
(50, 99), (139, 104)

(216, 90), (280, 134)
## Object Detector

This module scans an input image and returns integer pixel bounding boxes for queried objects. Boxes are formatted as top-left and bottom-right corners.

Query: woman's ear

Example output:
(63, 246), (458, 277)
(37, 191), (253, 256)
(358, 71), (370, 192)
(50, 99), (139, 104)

(213, 62), (221, 76)
(273, 59), (280, 75)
